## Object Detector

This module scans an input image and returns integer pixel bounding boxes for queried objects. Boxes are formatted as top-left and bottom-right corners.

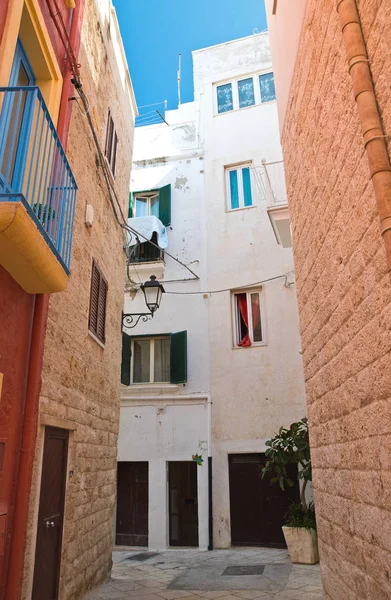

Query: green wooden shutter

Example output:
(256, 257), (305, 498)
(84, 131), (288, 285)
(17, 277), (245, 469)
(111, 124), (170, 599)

(170, 330), (187, 384)
(128, 192), (134, 218)
(159, 184), (171, 226)
(121, 332), (132, 385)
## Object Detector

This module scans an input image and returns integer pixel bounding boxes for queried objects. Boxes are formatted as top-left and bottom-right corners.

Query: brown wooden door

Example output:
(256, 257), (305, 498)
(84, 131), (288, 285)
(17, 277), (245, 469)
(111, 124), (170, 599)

(32, 427), (69, 600)
(116, 462), (148, 546)
(229, 453), (299, 547)
(169, 461), (198, 547)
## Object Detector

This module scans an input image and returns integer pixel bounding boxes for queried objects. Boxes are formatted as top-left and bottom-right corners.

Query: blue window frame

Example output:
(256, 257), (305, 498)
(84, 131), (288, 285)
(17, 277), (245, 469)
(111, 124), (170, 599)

(217, 83), (233, 114)
(238, 77), (255, 108)
(0, 40), (36, 192)
(259, 72), (276, 103)
(215, 72), (276, 114)
(226, 164), (253, 210)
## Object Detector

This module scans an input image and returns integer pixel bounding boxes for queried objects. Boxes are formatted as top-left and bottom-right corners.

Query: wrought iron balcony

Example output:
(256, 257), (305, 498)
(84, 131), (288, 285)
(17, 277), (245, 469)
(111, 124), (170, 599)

(0, 86), (77, 292)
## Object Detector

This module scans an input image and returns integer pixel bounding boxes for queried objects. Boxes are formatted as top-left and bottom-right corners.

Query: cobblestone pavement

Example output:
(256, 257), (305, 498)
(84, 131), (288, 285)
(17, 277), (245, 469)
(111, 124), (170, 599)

(84, 548), (322, 600)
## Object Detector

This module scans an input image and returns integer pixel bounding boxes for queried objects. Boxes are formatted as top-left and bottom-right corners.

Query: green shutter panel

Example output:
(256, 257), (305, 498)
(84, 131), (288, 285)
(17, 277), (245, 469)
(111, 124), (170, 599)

(121, 332), (132, 385)
(159, 184), (171, 226)
(128, 192), (134, 218)
(170, 330), (187, 384)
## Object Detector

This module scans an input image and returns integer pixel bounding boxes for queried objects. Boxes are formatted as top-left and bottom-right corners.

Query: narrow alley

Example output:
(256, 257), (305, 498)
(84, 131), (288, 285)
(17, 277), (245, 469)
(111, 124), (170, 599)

(85, 549), (322, 600)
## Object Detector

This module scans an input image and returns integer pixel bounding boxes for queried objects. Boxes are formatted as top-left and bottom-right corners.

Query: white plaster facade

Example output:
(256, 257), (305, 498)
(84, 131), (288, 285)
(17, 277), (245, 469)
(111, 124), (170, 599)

(118, 33), (306, 551)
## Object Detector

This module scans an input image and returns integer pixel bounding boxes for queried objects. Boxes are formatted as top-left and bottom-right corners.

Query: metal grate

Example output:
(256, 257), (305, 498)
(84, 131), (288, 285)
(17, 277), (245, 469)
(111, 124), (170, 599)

(126, 552), (158, 562)
(223, 565), (265, 576)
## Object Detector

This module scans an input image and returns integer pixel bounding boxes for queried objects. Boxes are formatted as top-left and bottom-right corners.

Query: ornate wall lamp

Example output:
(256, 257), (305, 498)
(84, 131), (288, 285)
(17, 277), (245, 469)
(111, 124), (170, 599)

(122, 275), (165, 330)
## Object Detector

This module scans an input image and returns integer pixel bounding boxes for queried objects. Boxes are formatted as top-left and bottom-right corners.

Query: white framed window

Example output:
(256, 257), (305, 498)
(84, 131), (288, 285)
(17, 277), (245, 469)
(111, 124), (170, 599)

(225, 163), (253, 210)
(215, 71), (276, 114)
(131, 336), (170, 383)
(232, 288), (265, 347)
(134, 192), (160, 218)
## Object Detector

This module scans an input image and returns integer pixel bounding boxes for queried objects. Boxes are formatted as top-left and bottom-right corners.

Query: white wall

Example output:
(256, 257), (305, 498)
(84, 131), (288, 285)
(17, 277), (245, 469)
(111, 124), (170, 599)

(193, 33), (306, 547)
(118, 399), (209, 549)
(119, 32), (306, 551)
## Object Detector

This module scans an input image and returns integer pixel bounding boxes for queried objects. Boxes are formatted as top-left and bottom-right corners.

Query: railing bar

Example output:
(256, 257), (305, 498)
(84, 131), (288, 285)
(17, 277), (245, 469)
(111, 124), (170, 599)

(46, 145), (57, 240)
(31, 98), (46, 213)
(51, 146), (63, 246)
(48, 144), (60, 241)
(36, 112), (51, 219)
(0, 90), (16, 168)
(67, 179), (76, 267)
(4, 90), (23, 184)
(62, 171), (72, 262)
(66, 186), (76, 268)
(25, 92), (40, 201)
(54, 153), (66, 250)
(42, 131), (55, 232)
(58, 171), (67, 258)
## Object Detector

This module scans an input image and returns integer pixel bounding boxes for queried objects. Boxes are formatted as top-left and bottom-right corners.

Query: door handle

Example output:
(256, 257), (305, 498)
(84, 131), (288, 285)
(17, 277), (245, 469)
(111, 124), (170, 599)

(45, 520), (55, 528)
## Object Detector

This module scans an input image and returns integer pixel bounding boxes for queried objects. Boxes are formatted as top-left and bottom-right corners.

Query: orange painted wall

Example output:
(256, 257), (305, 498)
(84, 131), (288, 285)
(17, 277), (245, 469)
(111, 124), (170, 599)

(0, 267), (34, 600)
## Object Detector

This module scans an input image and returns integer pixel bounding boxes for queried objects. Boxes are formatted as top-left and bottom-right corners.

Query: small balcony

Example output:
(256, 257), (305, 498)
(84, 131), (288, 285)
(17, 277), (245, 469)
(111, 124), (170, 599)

(0, 86), (77, 293)
(262, 160), (292, 248)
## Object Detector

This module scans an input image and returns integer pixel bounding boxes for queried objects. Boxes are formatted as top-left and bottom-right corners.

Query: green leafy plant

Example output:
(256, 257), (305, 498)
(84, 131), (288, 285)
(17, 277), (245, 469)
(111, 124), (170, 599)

(33, 203), (56, 222)
(261, 417), (312, 517)
(285, 501), (316, 530)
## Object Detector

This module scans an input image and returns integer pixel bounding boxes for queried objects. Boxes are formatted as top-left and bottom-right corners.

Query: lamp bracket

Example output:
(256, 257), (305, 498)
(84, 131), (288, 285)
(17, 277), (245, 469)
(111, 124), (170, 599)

(122, 312), (153, 330)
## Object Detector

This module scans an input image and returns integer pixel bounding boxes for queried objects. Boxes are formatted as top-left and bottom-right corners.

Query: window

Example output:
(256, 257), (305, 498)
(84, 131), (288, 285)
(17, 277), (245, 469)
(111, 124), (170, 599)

(105, 109), (118, 176)
(216, 83), (234, 114)
(121, 331), (187, 385)
(238, 77), (255, 108)
(134, 193), (160, 218)
(226, 164), (253, 210)
(259, 72), (276, 103)
(129, 184), (171, 226)
(233, 289), (264, 347)
(215, 71), (276, 114)
(88, 260), (108, 344)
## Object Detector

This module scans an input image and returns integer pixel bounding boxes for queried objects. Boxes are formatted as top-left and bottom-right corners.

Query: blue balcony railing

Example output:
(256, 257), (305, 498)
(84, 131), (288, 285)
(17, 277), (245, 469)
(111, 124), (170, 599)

(0, 86), (77, 272)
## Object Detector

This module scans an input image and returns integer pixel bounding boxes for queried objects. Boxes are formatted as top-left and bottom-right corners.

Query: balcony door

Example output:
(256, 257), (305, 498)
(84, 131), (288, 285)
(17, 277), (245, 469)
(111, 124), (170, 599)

(0, 39), (36, 192)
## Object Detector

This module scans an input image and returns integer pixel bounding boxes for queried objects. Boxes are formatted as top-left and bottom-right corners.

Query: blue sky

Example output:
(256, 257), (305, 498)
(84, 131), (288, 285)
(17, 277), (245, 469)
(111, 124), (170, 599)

(113, 0), (267, 123)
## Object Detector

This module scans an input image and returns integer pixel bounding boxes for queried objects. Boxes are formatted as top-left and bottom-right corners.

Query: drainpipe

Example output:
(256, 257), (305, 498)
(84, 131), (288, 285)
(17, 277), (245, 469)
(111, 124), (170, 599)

(5, 294), (49, 600)
(56, 0), (85, 149)
(207, 396), (213, 551)
(337, 0), (391, 275)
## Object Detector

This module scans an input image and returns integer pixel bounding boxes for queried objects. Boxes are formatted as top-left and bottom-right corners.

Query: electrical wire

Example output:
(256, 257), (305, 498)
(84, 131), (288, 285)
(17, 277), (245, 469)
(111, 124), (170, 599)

(128, 272), (294, 296)
(73, 84), (199, 280)
(44, 0), (199, 283)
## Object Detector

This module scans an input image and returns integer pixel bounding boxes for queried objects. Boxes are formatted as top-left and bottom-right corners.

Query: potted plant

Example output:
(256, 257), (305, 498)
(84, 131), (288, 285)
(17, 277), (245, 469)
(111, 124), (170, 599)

(261, 417), (319, 564)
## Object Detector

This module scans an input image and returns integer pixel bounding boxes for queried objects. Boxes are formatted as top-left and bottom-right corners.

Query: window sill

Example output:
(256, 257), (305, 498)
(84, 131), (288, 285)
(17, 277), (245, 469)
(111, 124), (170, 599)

(120, 383), (180, 398)
(88, 330), (105, 349)
(214, 99), (276, 117)
(226, 205), (257, 213)
(232, 341), (267, 350)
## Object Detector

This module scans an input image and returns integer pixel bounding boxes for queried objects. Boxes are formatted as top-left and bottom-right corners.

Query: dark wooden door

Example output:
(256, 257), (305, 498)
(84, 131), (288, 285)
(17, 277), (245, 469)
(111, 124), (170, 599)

(116, 462), (148, 546)
(32, 427), (69, 600)
(229, 453), (299, 547)
(169, 461), (198, 547)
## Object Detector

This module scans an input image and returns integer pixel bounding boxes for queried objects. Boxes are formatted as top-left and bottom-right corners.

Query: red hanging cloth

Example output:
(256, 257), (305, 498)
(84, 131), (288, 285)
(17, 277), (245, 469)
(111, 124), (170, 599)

(237, 293), (251, 347)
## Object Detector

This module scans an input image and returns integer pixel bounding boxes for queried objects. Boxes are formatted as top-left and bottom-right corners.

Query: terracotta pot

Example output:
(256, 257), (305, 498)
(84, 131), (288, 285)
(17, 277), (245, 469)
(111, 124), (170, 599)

(282, 526), (319, 564)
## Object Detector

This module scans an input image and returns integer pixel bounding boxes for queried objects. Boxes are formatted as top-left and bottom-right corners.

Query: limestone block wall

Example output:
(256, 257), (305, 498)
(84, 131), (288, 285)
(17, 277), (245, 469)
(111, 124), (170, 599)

(280, 1), (391, 598)
(22, 0), (135, 599)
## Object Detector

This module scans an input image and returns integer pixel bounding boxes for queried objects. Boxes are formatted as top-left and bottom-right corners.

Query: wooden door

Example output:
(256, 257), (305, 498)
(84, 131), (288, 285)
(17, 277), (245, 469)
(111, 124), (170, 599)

(229, 453), (299, 547)
(169, 461), (198, 547)
(32, 427), (69, 600)
(116, 462), (148, 546)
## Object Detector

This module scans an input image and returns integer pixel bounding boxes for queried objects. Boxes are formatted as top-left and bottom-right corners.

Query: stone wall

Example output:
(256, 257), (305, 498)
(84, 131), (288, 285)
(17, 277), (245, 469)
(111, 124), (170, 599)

(281, 1), (391, 598)
(22, 0), (135, 598)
